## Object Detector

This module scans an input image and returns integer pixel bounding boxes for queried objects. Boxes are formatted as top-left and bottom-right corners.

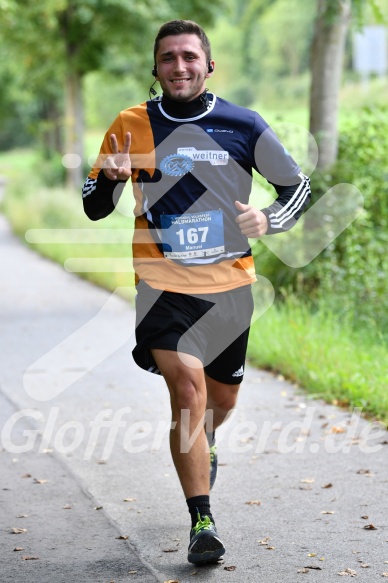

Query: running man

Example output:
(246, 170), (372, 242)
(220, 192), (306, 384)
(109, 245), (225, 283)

(82, 19), (310, 565)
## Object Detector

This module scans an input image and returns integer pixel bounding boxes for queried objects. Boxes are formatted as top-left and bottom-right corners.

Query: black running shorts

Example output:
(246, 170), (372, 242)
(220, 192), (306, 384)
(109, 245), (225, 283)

(132, 280), (254, 385)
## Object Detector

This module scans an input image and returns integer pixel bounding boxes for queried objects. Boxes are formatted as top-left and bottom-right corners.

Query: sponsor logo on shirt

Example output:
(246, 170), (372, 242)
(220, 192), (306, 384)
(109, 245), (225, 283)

(159, 154), (194, 177)
(177, 147), (229, 166)
(160, 146), (230, 175)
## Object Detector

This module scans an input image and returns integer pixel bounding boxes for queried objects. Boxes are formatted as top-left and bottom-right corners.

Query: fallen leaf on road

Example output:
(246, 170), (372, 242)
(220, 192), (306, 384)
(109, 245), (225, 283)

(320, 510), (335, 514)
(257, 537), (270, 545)
(116, 535), (128, 540)
(338, 568), (357, 576)
(245, 500), (261, 506)
(163, 580), (179, 583)
(11, 528), (27, 534)
(361, 516), (368, 520)
(357, 469), (374, 476)
(304, 566), (322, 570)
(128, 571), (137, 575)
(123, 498), (137, 502)
(321, 483), (333, 489)
(301, 478), (315, 484)
(21, 556), (39, 560)
(266, 546), (275, 550)
(307, 553), (317, 557)
(21, 474), (32, 478)
(16, 514), (29, 518)
(382, 573), (388, 577)
(297, 568), (309, 573)
(364, 524), (377, 530)
(13, 547), (24, 552)
(239, 437), (254, 443)
(94, 506), (103, 510)
(33, 478), (48, 484)
(330, 426), (346, 434)
(162, 548), (178, 553)
(224, 565), (236, 571)
(360, 564), (370, 568)
(63, 505), (71, 510)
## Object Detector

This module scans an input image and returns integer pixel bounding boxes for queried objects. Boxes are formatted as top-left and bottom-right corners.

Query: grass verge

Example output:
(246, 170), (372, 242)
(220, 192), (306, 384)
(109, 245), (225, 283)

(248, 297), (388, 424)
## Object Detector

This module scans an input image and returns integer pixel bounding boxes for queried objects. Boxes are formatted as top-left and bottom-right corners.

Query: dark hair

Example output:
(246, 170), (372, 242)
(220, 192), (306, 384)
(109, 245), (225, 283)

(153, 20), (212, 64)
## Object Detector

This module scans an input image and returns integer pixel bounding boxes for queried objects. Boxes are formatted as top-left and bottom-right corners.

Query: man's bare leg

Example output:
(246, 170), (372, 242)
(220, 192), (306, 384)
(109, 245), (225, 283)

(205, 373), (241, 489)
(151, 349), (226, 565)
(205, 373), (240, 431)
(151, 349), (210, 498)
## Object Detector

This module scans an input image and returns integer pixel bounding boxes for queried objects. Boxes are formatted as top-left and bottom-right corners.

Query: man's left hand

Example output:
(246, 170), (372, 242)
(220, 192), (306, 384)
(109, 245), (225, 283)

(235, 200), (268, 238)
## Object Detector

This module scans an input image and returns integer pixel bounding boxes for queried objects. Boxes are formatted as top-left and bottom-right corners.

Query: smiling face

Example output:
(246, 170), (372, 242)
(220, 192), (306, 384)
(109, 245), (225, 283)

(154, 33), (215, 102)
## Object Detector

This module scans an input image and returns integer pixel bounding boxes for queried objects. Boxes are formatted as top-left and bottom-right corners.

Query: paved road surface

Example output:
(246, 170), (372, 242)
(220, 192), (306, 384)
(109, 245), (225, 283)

(0, 214), (387, 583)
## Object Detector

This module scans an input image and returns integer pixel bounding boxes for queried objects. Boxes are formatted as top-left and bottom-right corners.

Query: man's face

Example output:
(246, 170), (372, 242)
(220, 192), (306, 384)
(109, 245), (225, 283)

(155, 33), (214, 102)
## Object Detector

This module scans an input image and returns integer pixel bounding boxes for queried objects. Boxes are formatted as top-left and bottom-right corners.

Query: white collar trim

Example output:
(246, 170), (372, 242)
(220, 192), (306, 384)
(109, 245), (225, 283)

(158, 95), (216, 122)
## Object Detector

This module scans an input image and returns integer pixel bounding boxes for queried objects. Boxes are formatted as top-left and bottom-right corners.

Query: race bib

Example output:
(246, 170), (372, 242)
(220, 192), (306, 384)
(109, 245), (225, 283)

(160, 210), (225, 259)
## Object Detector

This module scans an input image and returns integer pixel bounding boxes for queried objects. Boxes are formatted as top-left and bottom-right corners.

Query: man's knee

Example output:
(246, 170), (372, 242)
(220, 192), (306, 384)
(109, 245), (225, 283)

(206, 381), (240, 413)
(169, 378), (207, 413)
(151, 348), (207, 412)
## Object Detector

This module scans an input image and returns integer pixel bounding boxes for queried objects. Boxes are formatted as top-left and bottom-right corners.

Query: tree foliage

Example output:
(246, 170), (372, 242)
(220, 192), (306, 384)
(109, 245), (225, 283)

(0, 0), (226, 185)
(245, 0), (316, 78)
(0, 0), (386, 181)
(307, 0), (386, 171)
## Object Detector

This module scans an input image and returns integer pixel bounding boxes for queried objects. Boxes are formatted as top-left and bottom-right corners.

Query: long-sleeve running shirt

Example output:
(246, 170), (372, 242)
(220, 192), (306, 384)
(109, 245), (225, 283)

(83, 93), (311, 294)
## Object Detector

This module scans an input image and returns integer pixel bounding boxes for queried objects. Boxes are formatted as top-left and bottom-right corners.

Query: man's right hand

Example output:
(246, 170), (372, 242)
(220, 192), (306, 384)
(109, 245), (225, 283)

(103, 132), (132, 181)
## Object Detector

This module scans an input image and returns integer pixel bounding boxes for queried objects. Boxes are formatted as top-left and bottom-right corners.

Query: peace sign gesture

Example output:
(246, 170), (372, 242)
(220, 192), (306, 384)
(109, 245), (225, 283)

(103, 132), (132, 181)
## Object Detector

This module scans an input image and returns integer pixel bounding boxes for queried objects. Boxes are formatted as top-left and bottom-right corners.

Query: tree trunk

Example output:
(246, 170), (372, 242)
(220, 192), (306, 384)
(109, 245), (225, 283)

(41, 99), (63, 157)
(64, 68), (84, 189)
(309, 0), (351, 169)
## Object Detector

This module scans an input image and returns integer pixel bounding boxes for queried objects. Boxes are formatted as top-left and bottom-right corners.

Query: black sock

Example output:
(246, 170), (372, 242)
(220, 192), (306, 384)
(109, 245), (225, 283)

(186, 495), (214, 528)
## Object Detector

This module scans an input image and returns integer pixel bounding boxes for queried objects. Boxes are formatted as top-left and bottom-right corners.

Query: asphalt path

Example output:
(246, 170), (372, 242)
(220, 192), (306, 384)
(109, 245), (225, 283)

(0, 213), (387, 583)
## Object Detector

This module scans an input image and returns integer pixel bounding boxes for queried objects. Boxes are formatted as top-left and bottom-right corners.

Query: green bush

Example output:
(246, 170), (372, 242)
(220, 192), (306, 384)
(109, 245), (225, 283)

(312, 106), (388, 333)
(254, 105), (388, 336)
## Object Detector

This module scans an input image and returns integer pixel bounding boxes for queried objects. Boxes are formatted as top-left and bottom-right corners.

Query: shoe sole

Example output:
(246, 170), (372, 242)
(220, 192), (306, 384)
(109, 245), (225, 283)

(188, 546), (225, 565)
(188, 533), (225, 565)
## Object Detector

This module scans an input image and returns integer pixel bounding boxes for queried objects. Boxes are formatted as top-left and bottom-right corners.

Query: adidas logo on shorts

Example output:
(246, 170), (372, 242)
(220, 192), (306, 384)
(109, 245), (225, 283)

(232, 366), (244, 378)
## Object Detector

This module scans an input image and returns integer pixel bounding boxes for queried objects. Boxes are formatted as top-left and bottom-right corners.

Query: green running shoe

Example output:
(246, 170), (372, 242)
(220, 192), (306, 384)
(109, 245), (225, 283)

(188, 512), (225, 565)
(209, 445), (218, 490)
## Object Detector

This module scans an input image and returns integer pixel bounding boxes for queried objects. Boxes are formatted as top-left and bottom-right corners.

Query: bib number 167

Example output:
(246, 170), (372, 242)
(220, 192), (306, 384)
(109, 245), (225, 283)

(176, 226), (209, 245)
